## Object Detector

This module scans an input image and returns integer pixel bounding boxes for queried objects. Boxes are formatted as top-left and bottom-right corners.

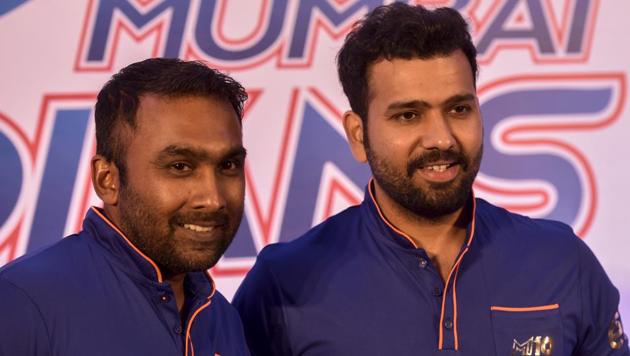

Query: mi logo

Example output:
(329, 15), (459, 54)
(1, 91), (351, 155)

(608, 311), (626, 349)
(512, 335), (553, 355)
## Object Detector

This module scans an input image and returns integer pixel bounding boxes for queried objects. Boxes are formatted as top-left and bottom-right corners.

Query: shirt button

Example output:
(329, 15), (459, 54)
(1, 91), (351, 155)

(418, 258), (428, 268)
(174, 325), (182, 334)
(160, 294), (170, 303)
(444, 318), (453, 329)
(432, 286), (443, 297)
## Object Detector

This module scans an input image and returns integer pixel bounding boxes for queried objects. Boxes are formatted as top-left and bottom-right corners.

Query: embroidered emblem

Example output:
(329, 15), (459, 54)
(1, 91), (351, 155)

(609, 311), (627, 349)
(511, 336), (553, 355)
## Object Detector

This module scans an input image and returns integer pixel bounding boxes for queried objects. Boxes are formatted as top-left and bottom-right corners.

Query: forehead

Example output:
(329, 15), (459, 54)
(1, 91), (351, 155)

(130, 94), (242, 153)
(366, 50), (476, 108)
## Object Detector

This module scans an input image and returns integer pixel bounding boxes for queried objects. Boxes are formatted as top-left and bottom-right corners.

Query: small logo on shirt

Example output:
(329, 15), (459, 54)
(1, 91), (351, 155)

(609, 311), (627, 349)
(511, 335), (553, 355)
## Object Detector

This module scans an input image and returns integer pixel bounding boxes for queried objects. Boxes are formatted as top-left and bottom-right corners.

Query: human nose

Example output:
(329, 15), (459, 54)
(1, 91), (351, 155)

(190, 169), (226, 212)
(421, 112), (455, 151)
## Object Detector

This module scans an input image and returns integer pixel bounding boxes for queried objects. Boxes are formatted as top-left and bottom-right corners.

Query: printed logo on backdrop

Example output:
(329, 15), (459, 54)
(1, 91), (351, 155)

(0, 0), (30, 17)
(0, 1), (625, 277)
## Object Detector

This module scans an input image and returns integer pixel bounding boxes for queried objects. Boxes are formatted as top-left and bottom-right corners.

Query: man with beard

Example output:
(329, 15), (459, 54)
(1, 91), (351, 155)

(0, 58), (250, 355)
(233, 3), (628, 356)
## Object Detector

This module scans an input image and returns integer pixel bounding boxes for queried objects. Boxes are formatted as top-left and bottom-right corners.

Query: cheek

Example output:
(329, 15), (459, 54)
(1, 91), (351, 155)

(139, 177), (189, 211)
(455, 119), (483, 152)
(222, 177), (245, 210)
(367, 123), (410, 155)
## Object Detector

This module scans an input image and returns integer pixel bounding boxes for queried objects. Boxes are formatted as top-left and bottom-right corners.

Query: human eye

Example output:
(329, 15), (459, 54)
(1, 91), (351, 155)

(220, 157), (244, 174)
(169, 161), (193, 175)
(449, 104), (471, 116)
(393, 111), (418, 122)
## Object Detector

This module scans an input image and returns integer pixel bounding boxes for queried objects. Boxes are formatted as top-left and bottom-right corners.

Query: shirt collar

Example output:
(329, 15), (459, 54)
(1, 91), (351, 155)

(360, 179), (477, 251)
(82, 207), (216, 297)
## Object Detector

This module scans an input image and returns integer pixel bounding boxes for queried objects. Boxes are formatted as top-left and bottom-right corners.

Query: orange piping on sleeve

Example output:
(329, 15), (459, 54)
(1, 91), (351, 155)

(91, 207), (163, 282)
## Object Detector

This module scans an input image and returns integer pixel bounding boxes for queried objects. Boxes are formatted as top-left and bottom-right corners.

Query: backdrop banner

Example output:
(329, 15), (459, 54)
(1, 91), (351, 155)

(0, 0), (628, 323)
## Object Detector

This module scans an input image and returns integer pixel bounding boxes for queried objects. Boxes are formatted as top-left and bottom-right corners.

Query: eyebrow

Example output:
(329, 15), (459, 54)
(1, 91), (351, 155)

(156, 145), (247, 162)
(385, 93), (477, 113)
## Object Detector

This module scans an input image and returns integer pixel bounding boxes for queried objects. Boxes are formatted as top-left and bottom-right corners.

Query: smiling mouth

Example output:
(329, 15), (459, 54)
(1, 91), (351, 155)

(421, 162), (458, 172)
(423, 163), (456, 172)
(182, 224), (214, 233)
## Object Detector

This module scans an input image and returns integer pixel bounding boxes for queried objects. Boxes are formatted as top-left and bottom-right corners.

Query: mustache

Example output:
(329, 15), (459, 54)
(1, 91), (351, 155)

(407, 149), (467, 177)
(170, 211), (230, 227)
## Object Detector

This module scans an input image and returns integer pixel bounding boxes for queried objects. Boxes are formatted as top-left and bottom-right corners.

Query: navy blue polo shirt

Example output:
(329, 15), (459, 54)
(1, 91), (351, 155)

(234, 182), (628, 355)
(0, 207), (249, 356)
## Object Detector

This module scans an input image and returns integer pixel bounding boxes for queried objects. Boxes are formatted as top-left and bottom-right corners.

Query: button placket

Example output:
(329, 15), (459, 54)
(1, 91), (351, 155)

(439, 282), (456, 350)
(432, 286), (443, 297)
(443, 318), (453, 329)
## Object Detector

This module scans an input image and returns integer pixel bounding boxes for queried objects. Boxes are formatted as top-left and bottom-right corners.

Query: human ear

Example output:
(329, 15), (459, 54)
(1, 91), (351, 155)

(91, 155), (120, 206)
(342, 111), (367, 163)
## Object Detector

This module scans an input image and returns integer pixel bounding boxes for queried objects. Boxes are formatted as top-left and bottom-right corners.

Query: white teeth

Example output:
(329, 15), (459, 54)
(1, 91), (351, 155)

(426, 164), (449, 172)
(183, 224), (211, 233)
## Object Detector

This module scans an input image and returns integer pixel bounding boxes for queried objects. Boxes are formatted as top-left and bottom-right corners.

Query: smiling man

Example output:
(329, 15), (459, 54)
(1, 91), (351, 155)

(0, 58), (250, 355)
(233, 3), (628, 356)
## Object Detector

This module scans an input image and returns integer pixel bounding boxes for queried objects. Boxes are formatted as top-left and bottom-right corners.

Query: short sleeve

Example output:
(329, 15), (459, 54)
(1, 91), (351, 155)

(575, 240), (629, 355)
(232, 253), (292, 356)
(0, 277), (51, 356)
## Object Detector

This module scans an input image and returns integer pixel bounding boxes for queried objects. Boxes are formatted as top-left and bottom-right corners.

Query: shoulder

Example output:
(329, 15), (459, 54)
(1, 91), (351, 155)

(473, 198), (616, 290)
(256, 204), (362, 269)
(0, 234), (87, 290)
(233, 205), (362, 306)
(471, 198), (599, 287)
(474, 198), (581, 252)
(0, 277), (52, 354)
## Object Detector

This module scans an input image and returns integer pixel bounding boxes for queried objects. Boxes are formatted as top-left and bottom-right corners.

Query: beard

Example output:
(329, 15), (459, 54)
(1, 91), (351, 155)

(117, 184), (240, 278)
(365, 140), (482, 220)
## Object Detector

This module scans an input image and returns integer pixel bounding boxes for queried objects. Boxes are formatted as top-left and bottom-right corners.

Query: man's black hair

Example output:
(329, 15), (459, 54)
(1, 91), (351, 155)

(337, 2), (478, 120)
(94, 58), (248, 184)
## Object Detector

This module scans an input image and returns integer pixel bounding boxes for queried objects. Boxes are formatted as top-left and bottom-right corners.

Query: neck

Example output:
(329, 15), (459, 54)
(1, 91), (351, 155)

(101, 207), (188, 314)
(166, 273), (186, 314)
(372, 181), (472, 281)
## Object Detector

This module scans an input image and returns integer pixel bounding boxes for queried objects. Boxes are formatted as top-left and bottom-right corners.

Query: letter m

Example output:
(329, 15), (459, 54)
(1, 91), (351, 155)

(74, 0), (190, 72)
(511, 337), (533, 355)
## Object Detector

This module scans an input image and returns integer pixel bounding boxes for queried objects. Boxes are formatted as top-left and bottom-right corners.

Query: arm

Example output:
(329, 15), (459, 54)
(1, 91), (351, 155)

(574, 240), (629, 355)
(233, 254), (292, 356)
(0, 278), (51, 356)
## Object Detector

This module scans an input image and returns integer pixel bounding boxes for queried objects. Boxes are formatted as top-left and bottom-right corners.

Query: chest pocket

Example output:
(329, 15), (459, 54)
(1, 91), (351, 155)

(490, 304), (563, 356)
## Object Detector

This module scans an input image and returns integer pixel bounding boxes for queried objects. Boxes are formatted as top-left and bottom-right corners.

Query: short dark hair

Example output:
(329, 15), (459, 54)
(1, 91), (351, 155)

(95, 58), (248, 183)
(337, 3), (478, 120)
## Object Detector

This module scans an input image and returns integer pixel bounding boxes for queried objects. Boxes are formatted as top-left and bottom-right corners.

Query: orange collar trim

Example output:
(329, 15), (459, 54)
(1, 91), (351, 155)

(90, 206), (164, 283)
(366, 179), (478, 351)
(184, 272), (217, 356)
(367, 179), (419, 249)
(439, 195), (477, 350)
(204, 270), (217, 300)
(367, 178), (477, 250)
